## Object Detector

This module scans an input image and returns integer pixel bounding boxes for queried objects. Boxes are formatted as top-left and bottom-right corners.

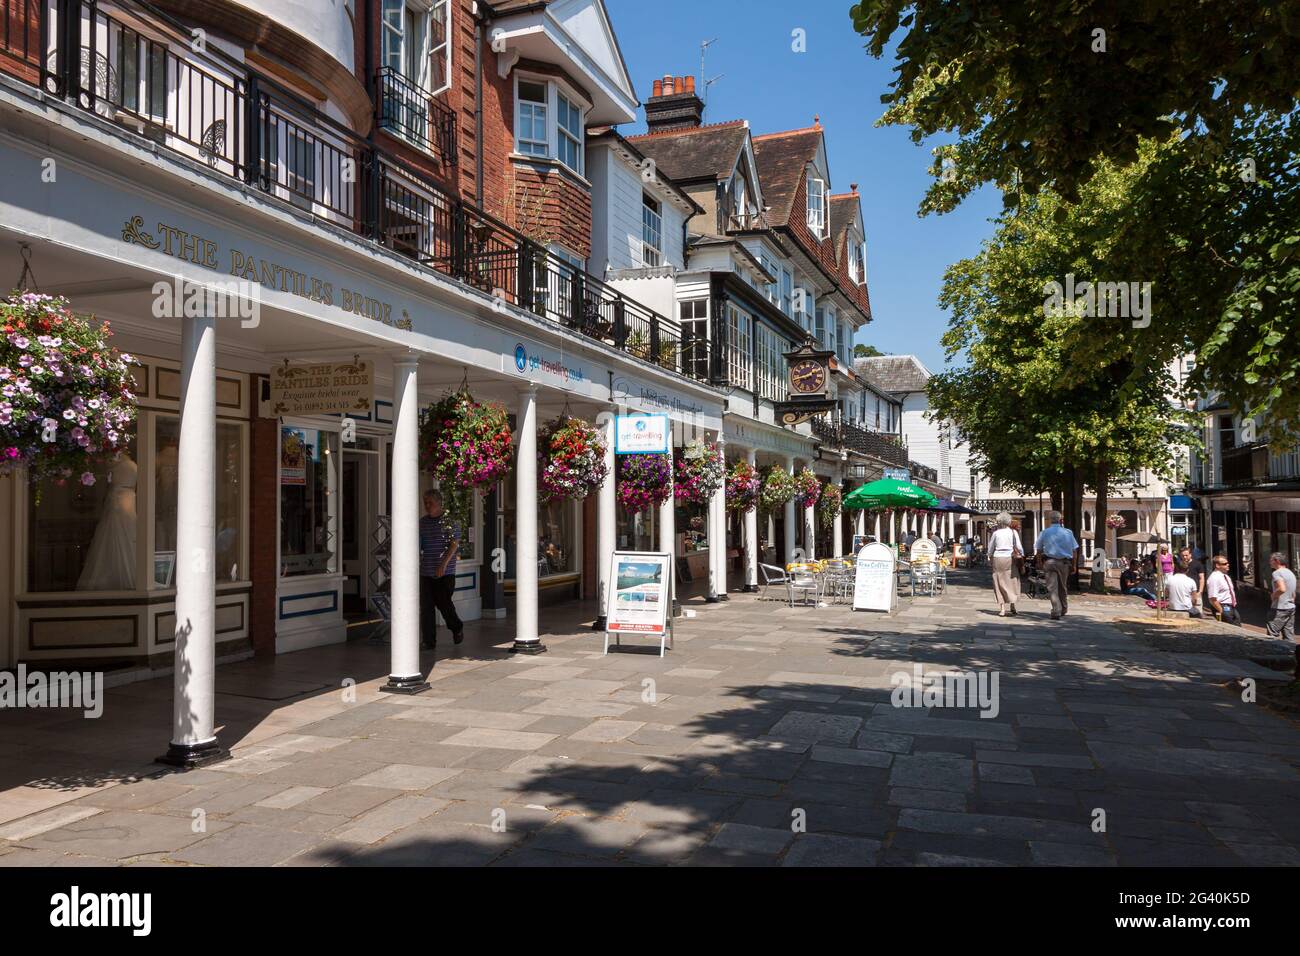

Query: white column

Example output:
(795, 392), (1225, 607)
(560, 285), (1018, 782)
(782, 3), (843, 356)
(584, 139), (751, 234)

(804, 499), (816, 561)
(832, 492), (843, 558)
(783, 455), (797, 563)
(513, 386), (545, 653)
(947, 512), (955, 540)
(888, 510), (896, 545)
(595, 412), (616, 627)
(709, 434), (727, 600)
(658, 450), (676, 615)
(873, 511), (881, 540)
(160, 312), (223, 766)
(381, 355), (429, 693)
(744, 448), (758, 591)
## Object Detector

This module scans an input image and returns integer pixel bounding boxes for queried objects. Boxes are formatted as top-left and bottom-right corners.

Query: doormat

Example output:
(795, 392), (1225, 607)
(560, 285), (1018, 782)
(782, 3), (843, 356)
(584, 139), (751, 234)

(215, 675), (331, 701)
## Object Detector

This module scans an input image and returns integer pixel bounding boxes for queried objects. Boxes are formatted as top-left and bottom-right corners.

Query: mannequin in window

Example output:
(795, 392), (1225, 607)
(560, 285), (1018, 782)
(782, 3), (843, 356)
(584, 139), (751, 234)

(78, 455), (138, 591)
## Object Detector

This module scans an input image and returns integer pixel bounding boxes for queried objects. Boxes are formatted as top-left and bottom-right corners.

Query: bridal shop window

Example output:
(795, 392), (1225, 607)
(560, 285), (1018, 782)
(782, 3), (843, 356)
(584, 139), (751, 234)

(154, 417), (246, 586)
(501, 470), (576, 580)
(280, 426), (339, 576)
(27, 433), (140, 592)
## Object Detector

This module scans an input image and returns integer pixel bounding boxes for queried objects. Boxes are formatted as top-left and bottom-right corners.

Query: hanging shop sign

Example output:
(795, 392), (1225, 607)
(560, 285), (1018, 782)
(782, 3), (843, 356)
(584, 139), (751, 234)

(853, 541), (896, 612)
(270, 359), (374, 416)
(884, 467), (911, 482)
(614, 414), (670, 455)
(604, 551), (673, 657)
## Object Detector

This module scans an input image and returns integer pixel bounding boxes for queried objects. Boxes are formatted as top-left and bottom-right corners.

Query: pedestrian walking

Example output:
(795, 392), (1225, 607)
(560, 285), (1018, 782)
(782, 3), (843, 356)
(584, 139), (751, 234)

(1034, 510), (1079, 620)
(1266, 552), (1296, 642)
(1206, 555), (1240, 625)
(419, 489), (464, 650)
(988, 512), (1022, 616)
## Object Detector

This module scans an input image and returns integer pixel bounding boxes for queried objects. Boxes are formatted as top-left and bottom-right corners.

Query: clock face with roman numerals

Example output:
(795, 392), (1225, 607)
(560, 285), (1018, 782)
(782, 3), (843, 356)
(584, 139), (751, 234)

(790, 359), (827, 394)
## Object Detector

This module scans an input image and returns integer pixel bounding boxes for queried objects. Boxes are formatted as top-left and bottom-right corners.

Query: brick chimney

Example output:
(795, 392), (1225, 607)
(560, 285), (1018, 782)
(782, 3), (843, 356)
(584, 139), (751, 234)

(644, 73), (704, 132)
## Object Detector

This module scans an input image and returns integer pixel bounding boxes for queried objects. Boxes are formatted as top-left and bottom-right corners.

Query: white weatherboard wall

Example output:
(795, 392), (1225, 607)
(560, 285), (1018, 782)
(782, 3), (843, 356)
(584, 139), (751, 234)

(589, 145), (687, 274)
(901, 393), (943, 473)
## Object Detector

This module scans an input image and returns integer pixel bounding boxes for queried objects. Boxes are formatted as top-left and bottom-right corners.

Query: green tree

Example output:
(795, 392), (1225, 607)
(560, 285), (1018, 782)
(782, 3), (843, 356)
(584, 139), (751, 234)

(854, 343), (884, 358)
(850, 2), (1300, 438)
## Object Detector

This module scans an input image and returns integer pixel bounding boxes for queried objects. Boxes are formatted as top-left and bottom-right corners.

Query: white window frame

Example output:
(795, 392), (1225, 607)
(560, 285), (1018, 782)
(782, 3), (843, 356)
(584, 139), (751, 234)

(780, 267), (794, 317)
(513, 73), (588, 175)
(641, 193), (663, 267)
(515, 77), (550, 158)
(807, 175), (828, 237)
(727, 304), (752, 391)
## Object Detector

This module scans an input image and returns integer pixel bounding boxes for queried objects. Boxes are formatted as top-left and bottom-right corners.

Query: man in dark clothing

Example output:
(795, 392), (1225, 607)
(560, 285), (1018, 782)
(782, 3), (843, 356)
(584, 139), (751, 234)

(1181, 547), (1206, 609)
(419, 490), (463, 650)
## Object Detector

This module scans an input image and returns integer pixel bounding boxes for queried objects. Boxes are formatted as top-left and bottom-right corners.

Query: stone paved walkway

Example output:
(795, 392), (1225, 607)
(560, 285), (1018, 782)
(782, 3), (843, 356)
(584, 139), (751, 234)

(2, 573), (1298, 866)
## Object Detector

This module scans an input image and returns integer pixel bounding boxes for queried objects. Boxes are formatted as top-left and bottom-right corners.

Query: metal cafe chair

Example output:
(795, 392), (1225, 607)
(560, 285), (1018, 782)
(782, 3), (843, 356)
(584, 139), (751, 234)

(759, 563), (789, 601)
(786, 564), (821, 606)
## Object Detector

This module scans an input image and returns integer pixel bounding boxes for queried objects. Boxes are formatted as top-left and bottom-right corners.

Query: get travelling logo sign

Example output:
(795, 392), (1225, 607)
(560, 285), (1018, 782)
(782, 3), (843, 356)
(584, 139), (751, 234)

(614, 414), (669, 454)
(511, 342), (584, 383)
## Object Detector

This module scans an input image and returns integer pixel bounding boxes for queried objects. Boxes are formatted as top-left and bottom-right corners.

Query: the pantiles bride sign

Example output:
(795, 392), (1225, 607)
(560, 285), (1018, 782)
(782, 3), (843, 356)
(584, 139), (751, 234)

(270, 358), (374, 416)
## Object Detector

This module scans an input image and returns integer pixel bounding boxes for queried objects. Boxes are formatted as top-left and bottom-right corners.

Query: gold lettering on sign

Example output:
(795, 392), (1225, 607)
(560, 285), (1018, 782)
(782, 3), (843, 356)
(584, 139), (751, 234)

(120, 215), (408, 329)
(270, 359), (374, 416)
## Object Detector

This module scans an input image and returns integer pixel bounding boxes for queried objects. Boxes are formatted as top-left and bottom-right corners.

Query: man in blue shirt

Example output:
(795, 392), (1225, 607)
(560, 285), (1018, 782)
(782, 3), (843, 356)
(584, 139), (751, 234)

(1034, 510), (1079, 620)
(419, 490), (464, 649)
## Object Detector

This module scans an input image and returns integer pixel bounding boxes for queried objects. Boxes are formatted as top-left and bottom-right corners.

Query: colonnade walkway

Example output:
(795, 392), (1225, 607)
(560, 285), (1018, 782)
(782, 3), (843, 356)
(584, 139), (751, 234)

(2, 574), (1298, 866)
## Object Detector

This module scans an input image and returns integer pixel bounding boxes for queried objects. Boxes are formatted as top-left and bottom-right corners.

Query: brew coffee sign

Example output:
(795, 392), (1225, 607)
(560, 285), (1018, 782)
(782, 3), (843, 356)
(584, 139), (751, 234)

(270, 359), (374, 416)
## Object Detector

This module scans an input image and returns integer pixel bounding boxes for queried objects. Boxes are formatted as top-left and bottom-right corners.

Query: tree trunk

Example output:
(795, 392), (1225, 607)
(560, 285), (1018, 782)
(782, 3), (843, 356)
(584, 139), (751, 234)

(1064, 465), (1085, 591)
(1091, 463), (1109, 593)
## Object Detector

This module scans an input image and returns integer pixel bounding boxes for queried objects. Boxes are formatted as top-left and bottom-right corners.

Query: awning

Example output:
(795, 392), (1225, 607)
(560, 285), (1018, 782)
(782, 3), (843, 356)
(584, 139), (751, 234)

(1169, 494), (1195, 511)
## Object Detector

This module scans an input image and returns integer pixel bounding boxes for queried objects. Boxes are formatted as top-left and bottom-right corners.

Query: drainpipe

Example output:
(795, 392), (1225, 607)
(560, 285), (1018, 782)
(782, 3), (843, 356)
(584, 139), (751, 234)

(474, 2), (486, 204)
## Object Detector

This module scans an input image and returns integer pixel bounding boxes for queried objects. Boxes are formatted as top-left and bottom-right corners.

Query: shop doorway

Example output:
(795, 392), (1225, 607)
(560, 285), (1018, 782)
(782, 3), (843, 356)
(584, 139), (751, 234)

(342, 446), (381, 618)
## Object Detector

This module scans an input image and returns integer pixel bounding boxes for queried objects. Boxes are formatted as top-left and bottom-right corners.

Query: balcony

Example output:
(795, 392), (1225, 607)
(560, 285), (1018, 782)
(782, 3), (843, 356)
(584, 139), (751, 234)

(12, 0), (703, 383)
(726, 210), (770, 232)
(375, 66), (456, 165)
(812, 419), (910, 468)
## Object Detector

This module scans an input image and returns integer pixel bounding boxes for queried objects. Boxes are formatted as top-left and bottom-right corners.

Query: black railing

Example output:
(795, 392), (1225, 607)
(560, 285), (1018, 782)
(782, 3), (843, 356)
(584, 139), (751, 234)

(813, 418), (911, 468)
(375, 66), (456, 164)
(1, 0), (40, 72)
(20, 0), (702, 382)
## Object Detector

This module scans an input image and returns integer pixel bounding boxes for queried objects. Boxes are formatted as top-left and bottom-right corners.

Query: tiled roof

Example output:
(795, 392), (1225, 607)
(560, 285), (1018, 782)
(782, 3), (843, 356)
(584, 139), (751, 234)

(854, 355), (932, 394)
(751, 127), (822, 227)
(625, 121), (749, 183)
(829, 192), (859, 249)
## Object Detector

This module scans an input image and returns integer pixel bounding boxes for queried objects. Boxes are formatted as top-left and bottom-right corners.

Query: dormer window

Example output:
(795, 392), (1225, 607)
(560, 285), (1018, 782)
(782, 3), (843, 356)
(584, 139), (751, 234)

(641, 193), (662, 267)
(806, 175), (828, 238)
(852, 239), (867, 284)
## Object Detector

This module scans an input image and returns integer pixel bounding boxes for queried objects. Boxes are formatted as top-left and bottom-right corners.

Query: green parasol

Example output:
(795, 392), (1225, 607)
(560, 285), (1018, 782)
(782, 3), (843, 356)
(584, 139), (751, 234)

(843, 478), (938, 511)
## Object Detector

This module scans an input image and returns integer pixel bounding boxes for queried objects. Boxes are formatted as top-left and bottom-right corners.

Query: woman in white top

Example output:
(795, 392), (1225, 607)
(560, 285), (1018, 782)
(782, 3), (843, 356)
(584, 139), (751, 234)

(988, 512), (1023, 616)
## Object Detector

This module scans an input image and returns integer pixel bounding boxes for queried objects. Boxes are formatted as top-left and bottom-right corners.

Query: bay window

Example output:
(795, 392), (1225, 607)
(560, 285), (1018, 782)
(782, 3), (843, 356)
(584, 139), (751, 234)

(679, 298), (709, 379)
(727, 304), (752, 390)
(514, 75), (587, 175)
(780, 267), (794, 317)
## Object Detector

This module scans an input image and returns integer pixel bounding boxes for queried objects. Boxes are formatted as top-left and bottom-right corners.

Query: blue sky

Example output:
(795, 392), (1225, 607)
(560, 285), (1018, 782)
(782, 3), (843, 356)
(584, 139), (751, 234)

(607, 0), (1002, 371)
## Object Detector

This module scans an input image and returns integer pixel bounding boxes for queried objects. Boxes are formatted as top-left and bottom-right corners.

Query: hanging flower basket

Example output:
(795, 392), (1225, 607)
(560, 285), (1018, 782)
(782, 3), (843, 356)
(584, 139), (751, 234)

(760, 465), (794, 513)
(1105, 513), (1126, 530)
(419, 389), (513, 492)
(538, 416), (607, 502)
(0, 293), (136, 485)
(617, 452), (671, 514)
(726, 459), (761, 514)
(817, 482), (842, 522)
(674, 438), (723, 505)
(793, 467), (821, 508)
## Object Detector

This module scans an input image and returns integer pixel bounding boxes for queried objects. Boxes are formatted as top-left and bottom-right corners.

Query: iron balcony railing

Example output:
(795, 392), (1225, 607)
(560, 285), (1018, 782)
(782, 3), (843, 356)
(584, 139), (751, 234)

(375, 66), (456, 165)
(20, 0), (701, 382)
(812, 418), (911, 468)
(1, 0), (41, 74)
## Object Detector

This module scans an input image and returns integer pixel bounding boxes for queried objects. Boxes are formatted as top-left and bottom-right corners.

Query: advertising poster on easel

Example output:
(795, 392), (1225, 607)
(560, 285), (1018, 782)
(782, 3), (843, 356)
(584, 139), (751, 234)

(853, 542), (896, 612)
(605, 551), (673, 656)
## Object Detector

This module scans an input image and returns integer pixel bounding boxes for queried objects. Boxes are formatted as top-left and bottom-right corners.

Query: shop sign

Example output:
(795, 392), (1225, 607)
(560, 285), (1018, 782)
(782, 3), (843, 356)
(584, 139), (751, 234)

(884, 467), (911, 482)
(604, 551), (673, 656)
(614, 415), (670, 454)
(509, 341), (586, 385)
(853, 541), (896, 613)
(1171, 525), (1187, 535)
(909, 539), (937, 564)
(270, 359), (374, 416)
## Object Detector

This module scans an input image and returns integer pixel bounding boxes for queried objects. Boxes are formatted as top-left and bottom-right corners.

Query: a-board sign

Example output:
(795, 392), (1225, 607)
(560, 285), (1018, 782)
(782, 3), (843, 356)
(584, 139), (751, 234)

(605, 551), (673, 656)
(614, 414), (670, 454)
(909, 539), (937, 564)
(853, 542), (896, 612)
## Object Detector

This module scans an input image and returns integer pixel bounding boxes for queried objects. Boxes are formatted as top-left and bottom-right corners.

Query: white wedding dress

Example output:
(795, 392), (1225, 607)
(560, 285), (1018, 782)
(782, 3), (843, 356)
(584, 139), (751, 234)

(77, 456), (138, 591)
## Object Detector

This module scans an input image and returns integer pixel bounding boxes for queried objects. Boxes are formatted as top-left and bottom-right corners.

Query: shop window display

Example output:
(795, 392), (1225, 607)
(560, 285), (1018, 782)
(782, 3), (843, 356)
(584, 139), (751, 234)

(155, 416), (245, 585)
(27, 432), (138, 593)
(502, 469), (576, 579)
(280, 426), (339, 576)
